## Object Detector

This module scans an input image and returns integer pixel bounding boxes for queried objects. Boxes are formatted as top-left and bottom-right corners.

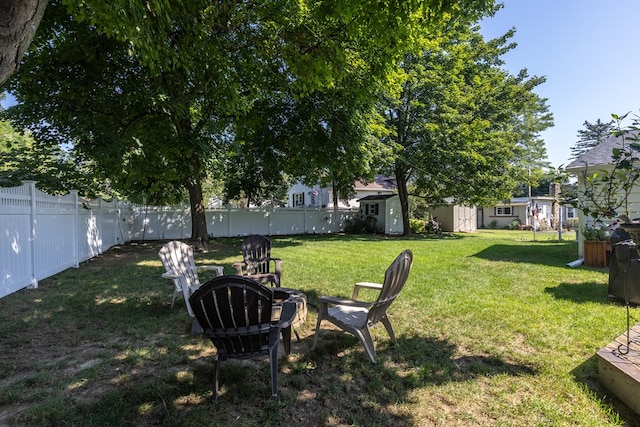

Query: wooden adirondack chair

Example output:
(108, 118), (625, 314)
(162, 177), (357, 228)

(233, 235), (282, 286)
(312, 250), (413, 363)
(189, 275), (296, 401)
(158, 241), (223, 317)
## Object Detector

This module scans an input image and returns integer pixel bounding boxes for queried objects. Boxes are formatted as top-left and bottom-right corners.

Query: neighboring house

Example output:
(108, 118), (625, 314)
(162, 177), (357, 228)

(286, 175), (396, 209)
(287, 182), (333, 208)
(565, 132), (640, 258)
(357, 194), (403, 235)
(349, 176), (396, 206)
(431, 204), (477, 232)
(478, 196), (556, 230)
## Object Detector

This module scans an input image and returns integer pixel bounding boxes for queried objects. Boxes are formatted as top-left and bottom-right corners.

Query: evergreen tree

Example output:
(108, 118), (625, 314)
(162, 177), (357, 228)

(569, 118), (614, 159)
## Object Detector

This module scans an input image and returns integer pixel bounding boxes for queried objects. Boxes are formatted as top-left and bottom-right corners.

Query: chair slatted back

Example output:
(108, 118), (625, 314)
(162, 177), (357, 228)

(159, 241), (201, 291)
(367, 250), (413, 325)
(190, 275), (274, 359)
(241, 235), (273, 276)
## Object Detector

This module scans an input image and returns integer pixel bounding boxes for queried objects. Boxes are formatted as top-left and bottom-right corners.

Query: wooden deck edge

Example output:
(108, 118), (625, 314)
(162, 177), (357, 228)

(597, 324), (640, 415)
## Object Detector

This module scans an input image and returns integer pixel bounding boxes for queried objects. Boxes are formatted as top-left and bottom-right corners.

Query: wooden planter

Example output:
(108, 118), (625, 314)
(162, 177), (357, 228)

(584, 240), (611, 268)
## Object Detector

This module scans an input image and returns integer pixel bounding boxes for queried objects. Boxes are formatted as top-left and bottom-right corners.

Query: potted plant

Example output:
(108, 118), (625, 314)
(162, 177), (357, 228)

(580, 223), (611, 267)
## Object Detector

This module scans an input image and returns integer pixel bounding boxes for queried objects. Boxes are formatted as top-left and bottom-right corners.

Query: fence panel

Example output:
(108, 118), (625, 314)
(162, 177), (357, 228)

(34, 188), (77, 279)
(0, 182), (358, 299)
(0, 183), (33, 297)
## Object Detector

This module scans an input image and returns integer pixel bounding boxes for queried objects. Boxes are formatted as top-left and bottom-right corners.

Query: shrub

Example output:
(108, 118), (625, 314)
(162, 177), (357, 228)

(425, 218), (442, 235)
(345, 214), (377, 234)
(508, 218), (521, 230)
(409, 218), (425, 234)
(488, 219), (499, 229)
(566, 218), (579, 230)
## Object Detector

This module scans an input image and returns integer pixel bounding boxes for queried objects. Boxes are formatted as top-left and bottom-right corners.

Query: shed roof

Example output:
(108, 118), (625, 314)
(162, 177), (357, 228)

(358, 194), (396, 202)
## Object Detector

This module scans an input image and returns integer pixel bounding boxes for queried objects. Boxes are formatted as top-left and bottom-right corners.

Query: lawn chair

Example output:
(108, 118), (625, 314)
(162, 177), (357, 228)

(158, 241), (223, 317)
(233, 235), (282, 286)
(312, 249), (413, 363)
(189, 275), (296, 401)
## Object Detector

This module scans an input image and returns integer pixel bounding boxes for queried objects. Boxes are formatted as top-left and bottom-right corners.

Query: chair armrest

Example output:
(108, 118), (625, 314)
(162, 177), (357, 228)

(161, 271), (180, 280)
(352, 282), (383, 300)
(198, 265), (224, 276)
(318, 295), (372, 308)
(272, 301), (297, 328)
(232, 261), (244, 275)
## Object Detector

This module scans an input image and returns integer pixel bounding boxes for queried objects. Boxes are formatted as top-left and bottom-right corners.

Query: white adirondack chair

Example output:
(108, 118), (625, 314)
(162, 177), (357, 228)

(158, 241), (223, 317)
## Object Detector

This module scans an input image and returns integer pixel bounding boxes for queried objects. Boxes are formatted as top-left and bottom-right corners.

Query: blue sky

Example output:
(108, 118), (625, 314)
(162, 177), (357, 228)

(480, 0), (640, 168)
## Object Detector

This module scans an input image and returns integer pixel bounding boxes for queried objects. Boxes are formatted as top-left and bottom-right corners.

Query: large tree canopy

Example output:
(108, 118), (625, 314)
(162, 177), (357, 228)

(5, 0), (497, 241)
(381, 20), (552, 234)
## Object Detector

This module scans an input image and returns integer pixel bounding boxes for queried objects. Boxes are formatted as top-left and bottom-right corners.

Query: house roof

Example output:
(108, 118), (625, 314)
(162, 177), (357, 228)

(565, 131), (640, 171)
(495, 196), (555, 207)
(354, 175), (396, 191)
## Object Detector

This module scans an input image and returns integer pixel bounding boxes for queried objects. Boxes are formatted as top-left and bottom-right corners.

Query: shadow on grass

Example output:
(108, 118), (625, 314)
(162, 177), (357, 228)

(544, 282), (618, 305)
(472, 242), (579, 267)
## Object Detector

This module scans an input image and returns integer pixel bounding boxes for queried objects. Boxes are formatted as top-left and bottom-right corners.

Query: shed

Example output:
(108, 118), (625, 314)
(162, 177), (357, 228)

(358, 194), (403, 235)
(431, 204), (477, 232)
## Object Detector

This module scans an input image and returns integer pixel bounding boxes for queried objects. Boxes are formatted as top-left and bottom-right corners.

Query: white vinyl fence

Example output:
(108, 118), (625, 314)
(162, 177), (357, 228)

(0, 181), (357, 298)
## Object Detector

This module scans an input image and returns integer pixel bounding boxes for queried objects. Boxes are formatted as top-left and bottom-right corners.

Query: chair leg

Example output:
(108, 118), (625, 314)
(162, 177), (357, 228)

(281, 327), (292, 355)
(312, 318), (323, 349)
(312, 302), (328, 349)
(380, 316), (396, 343)
(212, 356), (220, 402)
(355, 327), (377, 363)
(269, 345), (279, 398)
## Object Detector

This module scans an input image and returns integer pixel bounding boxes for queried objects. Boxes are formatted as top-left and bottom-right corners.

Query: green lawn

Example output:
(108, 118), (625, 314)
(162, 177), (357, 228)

(1, 230), (638, 426)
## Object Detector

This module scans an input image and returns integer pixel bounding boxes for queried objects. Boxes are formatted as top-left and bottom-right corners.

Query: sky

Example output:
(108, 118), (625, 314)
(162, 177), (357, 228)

(480, 0), (640, 168)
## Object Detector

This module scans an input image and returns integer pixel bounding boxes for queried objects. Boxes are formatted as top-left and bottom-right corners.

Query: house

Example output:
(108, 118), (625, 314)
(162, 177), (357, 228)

(478, 196), (556, 230)
(286, 175), (396, 209)
(349, 176), (396, 206)
(357, 194), (403, 235)
(565, 132), (640, 259)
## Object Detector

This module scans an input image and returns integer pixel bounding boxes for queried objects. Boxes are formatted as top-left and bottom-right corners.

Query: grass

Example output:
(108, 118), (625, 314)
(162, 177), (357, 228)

(1, 230), (639, 426)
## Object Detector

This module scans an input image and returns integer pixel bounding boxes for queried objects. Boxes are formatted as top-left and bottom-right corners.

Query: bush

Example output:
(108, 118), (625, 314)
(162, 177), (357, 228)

(488, 219), (499, 229)
(425, 218), (442, 235)
(508, 218), (521, 230)
(345, 214), (377, 234)
(409, 218), (425, 234)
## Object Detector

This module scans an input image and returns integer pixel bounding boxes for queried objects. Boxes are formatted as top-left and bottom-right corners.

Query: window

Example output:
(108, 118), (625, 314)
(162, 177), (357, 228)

(365, 203), (379, 216)
(567, 208), (576, 218)
(292, 193), (304, 207)
(494, 206), (513, 216)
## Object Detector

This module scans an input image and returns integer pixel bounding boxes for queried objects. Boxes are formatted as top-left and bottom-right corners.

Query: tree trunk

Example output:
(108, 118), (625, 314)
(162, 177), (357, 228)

(394, 165), (411, 236)
(186, 155), (209, 243)
(0, 0), (48, 85)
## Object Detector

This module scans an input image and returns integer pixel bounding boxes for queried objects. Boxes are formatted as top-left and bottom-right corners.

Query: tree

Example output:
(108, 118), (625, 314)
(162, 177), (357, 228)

(381, 22), (552, 235)
(0, 0), (48, 86)
(6, 0), (497, 241)
(569, 118), (614, 159)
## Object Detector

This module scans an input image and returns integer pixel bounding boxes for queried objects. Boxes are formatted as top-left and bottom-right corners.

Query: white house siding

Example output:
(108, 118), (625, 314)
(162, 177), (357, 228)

(480, 197), (555, 230)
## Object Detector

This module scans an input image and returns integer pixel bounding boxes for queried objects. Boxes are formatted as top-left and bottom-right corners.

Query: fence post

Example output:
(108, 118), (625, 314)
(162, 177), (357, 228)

(71, 190), (79, 268)
(25, 181), (38, 289)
